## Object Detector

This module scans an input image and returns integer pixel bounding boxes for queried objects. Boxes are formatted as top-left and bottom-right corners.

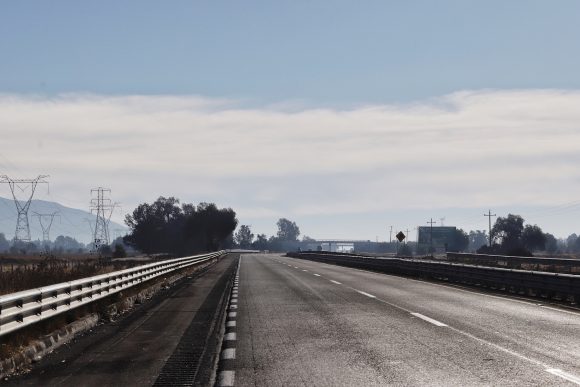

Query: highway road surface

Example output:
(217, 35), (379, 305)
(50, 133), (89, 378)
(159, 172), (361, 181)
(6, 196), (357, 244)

(6, 252), (580, 386)
(228, 253), (580, 386)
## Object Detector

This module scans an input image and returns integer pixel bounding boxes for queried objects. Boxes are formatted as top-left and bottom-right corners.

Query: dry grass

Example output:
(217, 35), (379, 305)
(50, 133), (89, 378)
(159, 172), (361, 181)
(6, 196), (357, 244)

(0, 253), (150, 296)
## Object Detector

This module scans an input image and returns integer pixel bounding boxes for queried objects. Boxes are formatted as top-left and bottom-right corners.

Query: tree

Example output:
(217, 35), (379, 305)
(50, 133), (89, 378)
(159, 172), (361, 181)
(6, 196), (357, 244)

(521, 224), (546, 252)
(491, 214), (524, 251)
(252, 234), (269, 250)
(567, 234), (579, 252)
(0, 233), (9, 252)
(449, 228), (469, 252)
(235, 225), (254, 248)
(113, 244), (127, 258)
(468, 230), (488, 252)
(276, 218), (300, 241)
(544, 233), (558, 254)
(53, 235), (85, 253)
(184, 202), (238, 252)
(125, 197), (238, 255)
(124, 197), (184, 254)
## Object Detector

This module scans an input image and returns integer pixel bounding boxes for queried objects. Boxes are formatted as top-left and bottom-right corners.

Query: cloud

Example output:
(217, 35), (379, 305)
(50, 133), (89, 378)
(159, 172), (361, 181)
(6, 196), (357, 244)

(0, 89), (579, 236)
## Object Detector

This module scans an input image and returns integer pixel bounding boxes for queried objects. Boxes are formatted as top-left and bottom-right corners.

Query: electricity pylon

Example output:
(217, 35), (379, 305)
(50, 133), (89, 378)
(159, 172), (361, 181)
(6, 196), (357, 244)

(33, 211), (60, 242)
(0, 175), (49, 242)
(90, 188), (116, 251)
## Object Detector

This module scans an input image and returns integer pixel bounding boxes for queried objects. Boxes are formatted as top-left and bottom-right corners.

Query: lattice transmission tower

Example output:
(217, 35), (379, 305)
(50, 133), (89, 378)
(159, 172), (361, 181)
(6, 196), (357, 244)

(0, 175), (49, 242)
(90, 187), (117, 251)
(33, 211), (60, 242)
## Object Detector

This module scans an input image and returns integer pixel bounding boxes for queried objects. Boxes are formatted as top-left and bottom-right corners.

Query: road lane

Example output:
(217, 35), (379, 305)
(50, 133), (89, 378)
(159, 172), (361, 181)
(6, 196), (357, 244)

(233, 254), (580, 386)
(284, 254), (580, 377)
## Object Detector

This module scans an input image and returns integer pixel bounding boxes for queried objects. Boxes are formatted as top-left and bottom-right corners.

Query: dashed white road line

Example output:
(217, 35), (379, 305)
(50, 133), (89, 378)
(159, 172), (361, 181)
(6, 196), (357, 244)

(228, 312), (237, 318)
(224, 332), (237, 341)
(294, 266), (299, 269)
(221, 348), (236, 360)
(546, 368), (580, 385)
(355, 290), (376, 298)
(226, 320), (236, 328)
(302, 269), (308, 272)
(282, 257), (580, 385)
(217, 370), (235, 387)
(313, 273), (321, 277)
(410, 312), (448, 327)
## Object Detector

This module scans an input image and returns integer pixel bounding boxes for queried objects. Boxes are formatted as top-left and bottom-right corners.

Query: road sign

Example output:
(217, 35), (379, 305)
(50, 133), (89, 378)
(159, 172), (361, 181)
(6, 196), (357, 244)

(396, 231), (406, 242)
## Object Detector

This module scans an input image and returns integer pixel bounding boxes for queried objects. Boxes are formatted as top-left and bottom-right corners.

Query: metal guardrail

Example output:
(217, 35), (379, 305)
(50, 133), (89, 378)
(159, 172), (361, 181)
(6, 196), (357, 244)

(0, 251), (226, 337)
(288, 252), (580, 304)
(447, 252), (580, 273)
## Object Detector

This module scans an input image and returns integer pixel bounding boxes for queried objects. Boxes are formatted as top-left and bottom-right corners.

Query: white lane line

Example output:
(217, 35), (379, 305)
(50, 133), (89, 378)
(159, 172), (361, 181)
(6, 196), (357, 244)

(294, 266), (299, 269)
(330, 280), (342, 285)
(313, 274), (321, 277)
(218, 370), (235, 387)
(231, 299), (238, 304)
(355, 290), (376, 298)
(228, 312), (237, 318)
(229, 304), (238, 309)
(226, 320), (236, 328)
(410, 312), (448, 327)
(221, 348), (236, 360)
(302, 269), (308, 272)
(546, 368), (580, 385)
(224, 332), (237, 341)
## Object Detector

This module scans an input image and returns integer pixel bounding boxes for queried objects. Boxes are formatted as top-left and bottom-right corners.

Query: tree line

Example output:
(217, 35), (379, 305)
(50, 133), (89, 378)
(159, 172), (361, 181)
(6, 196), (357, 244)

(123, 197), (237, 255)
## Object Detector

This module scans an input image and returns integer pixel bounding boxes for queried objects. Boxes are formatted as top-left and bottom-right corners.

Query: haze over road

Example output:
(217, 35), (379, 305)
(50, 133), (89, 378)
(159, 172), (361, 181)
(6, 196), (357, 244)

(233, 254), (580, 386)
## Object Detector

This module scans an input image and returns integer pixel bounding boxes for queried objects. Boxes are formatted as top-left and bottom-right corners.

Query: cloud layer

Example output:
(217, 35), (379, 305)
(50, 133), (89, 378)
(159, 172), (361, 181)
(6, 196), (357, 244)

(1, 90), (579, 237)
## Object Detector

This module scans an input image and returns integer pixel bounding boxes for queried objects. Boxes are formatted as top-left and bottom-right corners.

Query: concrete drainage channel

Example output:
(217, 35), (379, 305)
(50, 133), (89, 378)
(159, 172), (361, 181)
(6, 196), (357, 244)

(216, 259), (240, 387)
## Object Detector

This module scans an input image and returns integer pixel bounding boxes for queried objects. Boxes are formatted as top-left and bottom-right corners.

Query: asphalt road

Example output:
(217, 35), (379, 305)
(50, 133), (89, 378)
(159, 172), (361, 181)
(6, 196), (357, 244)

(231, 253), (580, 386)
(7, 254), (238, 387)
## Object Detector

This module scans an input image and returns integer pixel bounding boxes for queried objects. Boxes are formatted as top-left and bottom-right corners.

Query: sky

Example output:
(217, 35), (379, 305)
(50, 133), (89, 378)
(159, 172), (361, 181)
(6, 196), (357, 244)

(1, 1), (580, 241)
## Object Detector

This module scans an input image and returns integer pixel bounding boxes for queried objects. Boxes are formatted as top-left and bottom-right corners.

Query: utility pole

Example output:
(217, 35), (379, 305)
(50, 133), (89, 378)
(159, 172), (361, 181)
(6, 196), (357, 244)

(427, 218), (437, 254)
(389, 226), (393, 243)
(32, 212), (60, 243)
(90, 188), (115, 252)
(405, 229), (410, 244)
(0, 175), (49, 242)
(484, 210), (496, 247)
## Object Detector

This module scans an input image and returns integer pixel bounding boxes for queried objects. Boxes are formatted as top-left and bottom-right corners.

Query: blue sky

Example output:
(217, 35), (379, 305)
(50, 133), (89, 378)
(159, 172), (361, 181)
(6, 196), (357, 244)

(1, 1), (580, 241)
(2, 1), (580, 104)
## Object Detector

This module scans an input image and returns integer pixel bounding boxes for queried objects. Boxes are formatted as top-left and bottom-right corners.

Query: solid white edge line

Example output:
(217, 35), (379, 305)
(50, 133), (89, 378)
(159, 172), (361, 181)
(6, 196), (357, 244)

(410, 312), (448, 327)
(218, 370), (235, 387)
(330, 280), (342, 285)
(546, 369), (580, 385)
(355, 290), (376, 298)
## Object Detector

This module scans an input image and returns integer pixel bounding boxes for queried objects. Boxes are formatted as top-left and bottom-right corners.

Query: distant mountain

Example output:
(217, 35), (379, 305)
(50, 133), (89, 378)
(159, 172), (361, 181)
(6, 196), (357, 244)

(0, 196), (128, 244)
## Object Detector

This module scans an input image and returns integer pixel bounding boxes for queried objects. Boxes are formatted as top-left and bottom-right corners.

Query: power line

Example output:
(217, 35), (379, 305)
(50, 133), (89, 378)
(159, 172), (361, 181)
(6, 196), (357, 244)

(484, 210), (496, 247)
(89, 187), (117, 251)
(32, 211), (60, 242)
(427, 218), (437, 253)
(0, 175), (49, 241)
